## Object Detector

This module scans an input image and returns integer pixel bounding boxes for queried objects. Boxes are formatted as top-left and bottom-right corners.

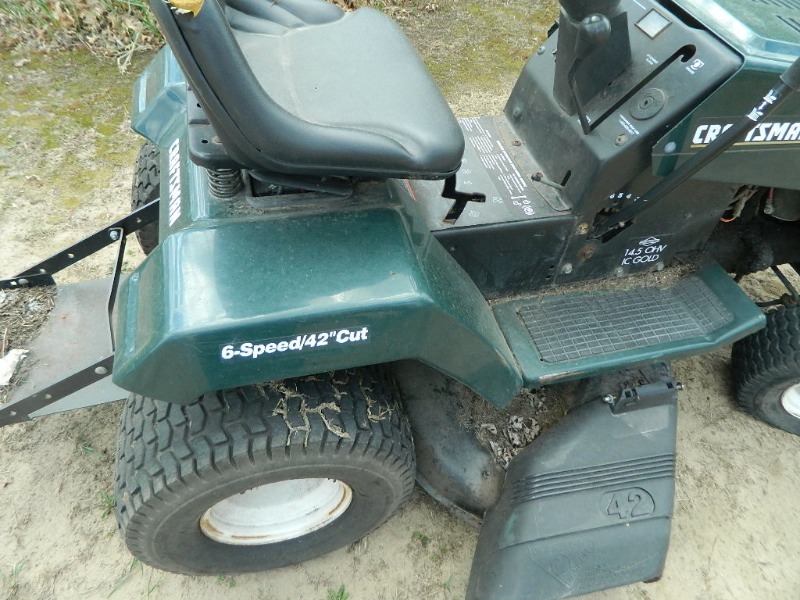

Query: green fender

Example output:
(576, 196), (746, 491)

(113, 178), (523, 405)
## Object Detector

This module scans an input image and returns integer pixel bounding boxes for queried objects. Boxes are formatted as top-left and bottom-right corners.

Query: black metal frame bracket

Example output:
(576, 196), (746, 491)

(606, 379), (681, 414)
(757, 264), (800, 308)
(0, 201), (159, 427)
(0, 199), (159, 290)
(0, 356), (114, 427)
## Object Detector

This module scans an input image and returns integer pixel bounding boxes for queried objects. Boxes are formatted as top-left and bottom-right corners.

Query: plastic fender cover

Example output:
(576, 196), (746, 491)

(467, 395), (677, 600)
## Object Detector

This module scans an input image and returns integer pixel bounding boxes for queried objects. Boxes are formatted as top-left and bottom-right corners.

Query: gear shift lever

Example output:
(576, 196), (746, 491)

(570, 14), (612, 134)
(553, 0), (631, 121)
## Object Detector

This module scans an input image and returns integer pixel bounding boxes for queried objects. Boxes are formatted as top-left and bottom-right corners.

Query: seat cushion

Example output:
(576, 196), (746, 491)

(152, 0), (465, 179)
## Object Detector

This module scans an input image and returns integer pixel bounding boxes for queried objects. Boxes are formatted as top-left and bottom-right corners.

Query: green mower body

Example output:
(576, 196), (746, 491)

(3, 1), (800, 598)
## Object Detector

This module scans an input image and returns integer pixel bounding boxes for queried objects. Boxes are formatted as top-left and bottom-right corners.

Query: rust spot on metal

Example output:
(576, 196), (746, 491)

(199, 516), (224, 537)
(326, 486), (351, 519)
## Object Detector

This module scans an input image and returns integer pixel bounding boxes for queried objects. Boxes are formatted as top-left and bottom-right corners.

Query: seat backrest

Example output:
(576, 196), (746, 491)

(150, 0), (295, 173)
(148, 0), (465, 180)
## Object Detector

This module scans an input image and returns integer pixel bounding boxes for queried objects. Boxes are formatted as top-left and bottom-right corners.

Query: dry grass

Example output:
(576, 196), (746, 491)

(0, 0), (422, 61)
(0, 287), (57, 406)
(0, 1), (161, 61)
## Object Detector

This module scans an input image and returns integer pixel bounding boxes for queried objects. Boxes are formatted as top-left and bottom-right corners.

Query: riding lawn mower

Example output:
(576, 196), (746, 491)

(2, 0), (800, 597)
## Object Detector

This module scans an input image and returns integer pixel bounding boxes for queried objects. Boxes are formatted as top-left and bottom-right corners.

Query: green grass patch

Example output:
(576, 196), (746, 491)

(109, 558), (142, 597)
(327, 585), (350, 600)
(0, 560), (26, 597)
(0, 49), (146, 218)
(419, 0), (557, 100)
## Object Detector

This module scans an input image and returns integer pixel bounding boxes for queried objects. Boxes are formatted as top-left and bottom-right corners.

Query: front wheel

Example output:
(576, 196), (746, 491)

(114, 368), (415, 574)
(732, 304), (800, 435)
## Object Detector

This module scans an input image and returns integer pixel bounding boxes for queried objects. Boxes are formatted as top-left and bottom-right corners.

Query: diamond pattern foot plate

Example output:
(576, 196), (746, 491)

(518, 277), (734, 363)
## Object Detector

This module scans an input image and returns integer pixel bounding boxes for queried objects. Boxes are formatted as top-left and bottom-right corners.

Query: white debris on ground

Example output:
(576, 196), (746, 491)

(0, 286), (57, 404)
(0, 349), (29, 386)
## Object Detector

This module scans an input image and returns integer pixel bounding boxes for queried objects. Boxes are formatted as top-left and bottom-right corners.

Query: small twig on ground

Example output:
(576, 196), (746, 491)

(116, 30), (140, 73)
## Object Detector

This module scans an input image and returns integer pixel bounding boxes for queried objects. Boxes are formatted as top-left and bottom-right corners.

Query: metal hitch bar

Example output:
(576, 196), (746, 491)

(0, 200), (159, 427)
(1, 199), (159, 290)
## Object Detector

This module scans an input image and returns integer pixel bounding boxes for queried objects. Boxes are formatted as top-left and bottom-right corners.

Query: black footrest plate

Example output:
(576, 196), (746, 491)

(521, 276), (732, 363)
(494, 263), (765, 386)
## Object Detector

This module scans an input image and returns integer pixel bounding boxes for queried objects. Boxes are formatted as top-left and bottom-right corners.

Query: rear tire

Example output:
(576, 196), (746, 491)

(114, 367), (415, 574)
(732, 305), (800, 435)
(131, 141), (160, 255)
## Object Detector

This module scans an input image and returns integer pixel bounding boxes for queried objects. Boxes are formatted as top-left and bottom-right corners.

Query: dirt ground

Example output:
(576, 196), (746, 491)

(2, 2), (800, 599)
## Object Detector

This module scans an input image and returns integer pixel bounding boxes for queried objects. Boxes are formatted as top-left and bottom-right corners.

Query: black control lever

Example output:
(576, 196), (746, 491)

(590, 55), (800, 240)
(442, 174), (486, 223)
(569, 14), (612, 135)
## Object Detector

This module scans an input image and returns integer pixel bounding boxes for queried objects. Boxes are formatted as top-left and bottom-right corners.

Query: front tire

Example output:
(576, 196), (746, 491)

(732, 305), (800, 435)
(114, 368), (415, 574)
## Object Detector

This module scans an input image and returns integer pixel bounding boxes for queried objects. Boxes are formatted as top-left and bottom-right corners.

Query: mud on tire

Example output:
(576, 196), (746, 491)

(114, 367), (415, 575)
(732, 304), (800, 435)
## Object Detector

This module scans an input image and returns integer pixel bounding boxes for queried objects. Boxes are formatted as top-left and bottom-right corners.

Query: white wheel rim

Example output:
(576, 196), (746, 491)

(781, 383), (800, 420)
(200, 478), (352, 546)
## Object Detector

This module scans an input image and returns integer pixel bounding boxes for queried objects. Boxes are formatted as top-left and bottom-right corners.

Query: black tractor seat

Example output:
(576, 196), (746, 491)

(150, 0), (465, 180)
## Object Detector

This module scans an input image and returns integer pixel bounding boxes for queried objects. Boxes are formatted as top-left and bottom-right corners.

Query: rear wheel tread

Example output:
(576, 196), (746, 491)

(732, 304), (800, 434)
(131, 140), (160, 255)
(115, 367), (414, 574)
